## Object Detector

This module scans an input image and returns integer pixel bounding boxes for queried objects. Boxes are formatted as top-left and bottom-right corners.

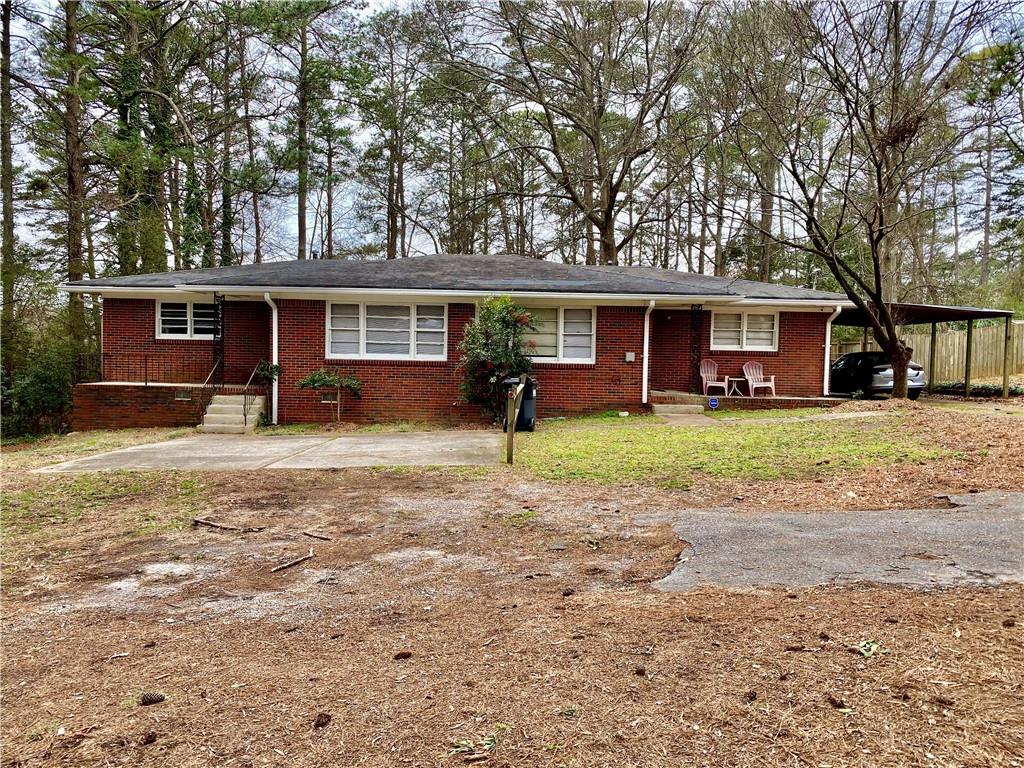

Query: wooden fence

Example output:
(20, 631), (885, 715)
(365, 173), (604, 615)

(832, 321), (1023, 383)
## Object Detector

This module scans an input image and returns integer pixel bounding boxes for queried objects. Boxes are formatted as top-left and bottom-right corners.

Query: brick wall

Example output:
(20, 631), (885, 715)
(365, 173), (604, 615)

(649, 309), (829, 397)
(101, 298), (269, 383)
(274, 301), (647, 424)
(275, 300), (482, 424)
(529, 306), (645, 415)
(72, 384), (205, 430)
(87, 297), (843, 428)
(71, 383), (253, 431)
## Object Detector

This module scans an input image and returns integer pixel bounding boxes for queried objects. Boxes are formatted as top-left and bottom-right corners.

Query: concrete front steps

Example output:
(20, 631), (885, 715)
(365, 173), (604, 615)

(199, 394), (266, 434)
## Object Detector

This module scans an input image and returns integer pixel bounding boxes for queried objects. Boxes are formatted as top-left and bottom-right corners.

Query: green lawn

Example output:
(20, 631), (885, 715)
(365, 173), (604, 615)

(707, 407), (831, 420)
(517, 415), (945, 489)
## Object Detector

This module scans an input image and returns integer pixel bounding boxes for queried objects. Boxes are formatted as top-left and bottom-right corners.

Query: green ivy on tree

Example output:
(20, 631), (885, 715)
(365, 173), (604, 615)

(457, 296), (533, 420)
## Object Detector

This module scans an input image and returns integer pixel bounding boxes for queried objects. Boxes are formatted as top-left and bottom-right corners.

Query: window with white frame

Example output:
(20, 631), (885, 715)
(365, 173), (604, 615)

(522, 307), (595, 363)
(710, 311), (778, 351)
(326, 303), (447, 359)
(156, 301), (217, 339)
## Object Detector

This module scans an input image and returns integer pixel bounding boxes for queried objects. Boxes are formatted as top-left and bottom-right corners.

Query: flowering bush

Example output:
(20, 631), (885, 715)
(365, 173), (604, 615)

(458, 296), (534, 420)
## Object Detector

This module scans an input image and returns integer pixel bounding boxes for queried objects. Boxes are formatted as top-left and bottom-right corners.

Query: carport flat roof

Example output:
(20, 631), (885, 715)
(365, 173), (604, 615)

(835, 302), (1014, 327)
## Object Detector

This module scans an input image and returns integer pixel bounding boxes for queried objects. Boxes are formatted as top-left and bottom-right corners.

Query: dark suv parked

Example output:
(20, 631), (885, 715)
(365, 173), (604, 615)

(830, 351), (926, 399)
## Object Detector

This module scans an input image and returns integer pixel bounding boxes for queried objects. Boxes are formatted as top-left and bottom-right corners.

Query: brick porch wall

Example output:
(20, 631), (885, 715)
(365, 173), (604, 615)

(71, 384), (250, 430)
(101, 298), (270, 383)
(649, 309), (830, 397)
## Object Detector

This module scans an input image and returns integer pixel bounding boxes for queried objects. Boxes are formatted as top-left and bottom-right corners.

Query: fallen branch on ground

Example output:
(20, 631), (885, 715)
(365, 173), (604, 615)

(271, 548), (315, 573)
(301, 530), (332, 541)
(193, 518), (265, 533)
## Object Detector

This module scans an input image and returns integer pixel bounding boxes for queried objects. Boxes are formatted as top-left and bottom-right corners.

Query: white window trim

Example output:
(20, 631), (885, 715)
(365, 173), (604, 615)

(709, 310), (779, 352)
(525, 306), (597, 365)
(324, 301), (448, 361)
(155, 300), (216, 340)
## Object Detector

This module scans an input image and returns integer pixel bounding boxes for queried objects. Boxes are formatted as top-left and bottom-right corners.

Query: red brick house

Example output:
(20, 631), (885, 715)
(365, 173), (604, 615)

(62, 254), (851, 430)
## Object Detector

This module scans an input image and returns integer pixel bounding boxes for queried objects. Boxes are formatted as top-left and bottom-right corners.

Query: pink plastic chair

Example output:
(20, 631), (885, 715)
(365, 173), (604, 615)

(742, 361), (776, 396)
(700, 359), (728, 396)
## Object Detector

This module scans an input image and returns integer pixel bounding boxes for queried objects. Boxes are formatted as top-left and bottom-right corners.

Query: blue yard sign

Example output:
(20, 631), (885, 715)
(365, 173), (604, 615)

(708, 397), (719, 410)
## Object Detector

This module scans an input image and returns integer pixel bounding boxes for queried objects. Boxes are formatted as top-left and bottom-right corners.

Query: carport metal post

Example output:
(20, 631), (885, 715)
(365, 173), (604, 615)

(928, 322), (937, 394)
(964, 319), (974, 397)
(1003, 316), (1012, 399)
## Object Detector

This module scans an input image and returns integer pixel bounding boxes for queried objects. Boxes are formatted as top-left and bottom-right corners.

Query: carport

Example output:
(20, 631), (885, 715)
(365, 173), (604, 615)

(834, 303), (1017, 397)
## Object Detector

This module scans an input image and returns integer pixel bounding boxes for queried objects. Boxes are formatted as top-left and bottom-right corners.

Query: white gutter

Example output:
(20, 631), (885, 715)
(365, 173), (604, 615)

(642, 300), (656, 404)
(263, 292), (279, 424)
(822, 304), (843, 396)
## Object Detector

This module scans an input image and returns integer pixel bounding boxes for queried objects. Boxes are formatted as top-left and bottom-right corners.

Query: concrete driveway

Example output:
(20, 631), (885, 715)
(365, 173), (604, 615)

(653, 491), (1024, 590)
(40, 431), (503, 472)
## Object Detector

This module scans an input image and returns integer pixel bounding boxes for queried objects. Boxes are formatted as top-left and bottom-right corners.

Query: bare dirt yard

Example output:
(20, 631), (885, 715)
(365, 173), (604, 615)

(2, 406), (1023, 767)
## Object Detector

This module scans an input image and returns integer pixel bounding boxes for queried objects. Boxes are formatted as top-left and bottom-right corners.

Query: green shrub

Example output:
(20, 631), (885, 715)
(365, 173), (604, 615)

(1, 337), (78, 437)
(457, 296), (534, 420)
(254, 359), (280, 384)
(297, 368), (361, 421)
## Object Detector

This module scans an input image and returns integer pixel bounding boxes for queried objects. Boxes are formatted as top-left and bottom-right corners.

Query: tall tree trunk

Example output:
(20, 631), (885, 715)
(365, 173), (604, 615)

(64, 0), (86, 347)
(951, 168), (961, 281)
(583, 142), (596, 265)
(1, 0), (14, 372)
(325, 131), (334, 260)
(698, 163), (710, 274)
(219, 24), (234, 266)
(169, 157), (181, 270)
(757, 155), (776, 281)
(296, 22), (308, 260)
(239, 31), (262, 263)
(386, 130), (398, 259)
(980, 117), (993, 283)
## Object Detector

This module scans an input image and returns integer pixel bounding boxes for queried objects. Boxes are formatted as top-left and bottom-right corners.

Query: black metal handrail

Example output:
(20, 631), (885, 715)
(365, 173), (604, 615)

(197, 358), (224, 416)
(77, 352), (228, 386)
(241, 362), (266, 428)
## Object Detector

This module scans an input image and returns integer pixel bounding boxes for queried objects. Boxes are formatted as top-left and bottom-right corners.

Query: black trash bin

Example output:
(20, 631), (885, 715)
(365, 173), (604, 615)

(502, 376), (537, 433)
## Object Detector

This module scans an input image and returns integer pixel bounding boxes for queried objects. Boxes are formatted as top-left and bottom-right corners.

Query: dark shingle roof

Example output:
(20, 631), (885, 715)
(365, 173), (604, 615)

(591, 264), (847, 301)
(64, 253), (845, 301)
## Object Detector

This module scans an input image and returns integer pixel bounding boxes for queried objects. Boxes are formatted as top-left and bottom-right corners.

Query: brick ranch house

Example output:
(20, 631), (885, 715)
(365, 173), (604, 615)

(62, 254), (853, 430)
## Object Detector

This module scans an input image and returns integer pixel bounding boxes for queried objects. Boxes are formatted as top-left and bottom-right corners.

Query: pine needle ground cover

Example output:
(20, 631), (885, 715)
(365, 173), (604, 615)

(2, 409), (1022, 766)
(518, 416), (944, 488)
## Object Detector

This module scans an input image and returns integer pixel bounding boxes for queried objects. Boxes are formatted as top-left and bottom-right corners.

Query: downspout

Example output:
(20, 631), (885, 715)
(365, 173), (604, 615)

(263, 292), (279, 424)
(822, 304), (843, 396)
(642, 300), (656, 404)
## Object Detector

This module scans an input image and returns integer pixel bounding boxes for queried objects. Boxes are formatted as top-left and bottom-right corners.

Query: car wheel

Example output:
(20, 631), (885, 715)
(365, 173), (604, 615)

(907, 389), (921, 401)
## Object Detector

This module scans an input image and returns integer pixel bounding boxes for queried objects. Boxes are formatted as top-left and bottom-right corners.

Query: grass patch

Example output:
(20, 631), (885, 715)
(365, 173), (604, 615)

(708, 407), (829, 421)
(257, 420), (465, 436)
(3, 472), (166, 531)
(356, 420), (453, 433)
(540, 410), (660, 429)
(1, 428), (192, 472)
(518, 416), (944, 488)
(2, 471), (203, 536)
(255, 422), (325, 436)
(503, 509), (539, 528)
